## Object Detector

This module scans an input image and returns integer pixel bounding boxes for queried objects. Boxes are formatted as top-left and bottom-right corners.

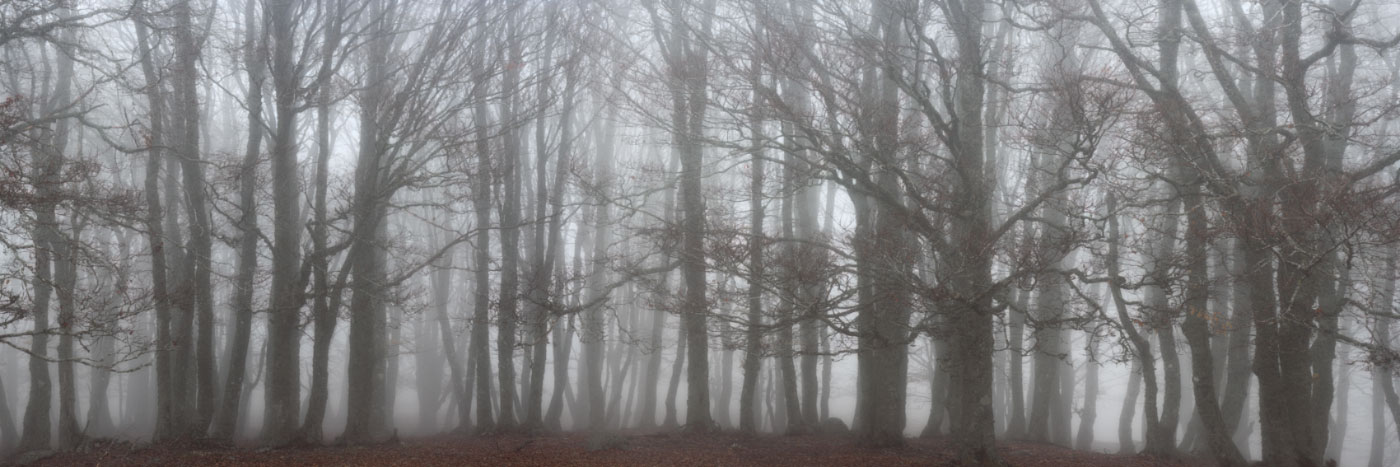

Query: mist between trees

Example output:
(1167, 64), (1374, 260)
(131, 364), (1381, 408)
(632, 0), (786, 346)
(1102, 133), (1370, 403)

(1, 0), (1399, 466)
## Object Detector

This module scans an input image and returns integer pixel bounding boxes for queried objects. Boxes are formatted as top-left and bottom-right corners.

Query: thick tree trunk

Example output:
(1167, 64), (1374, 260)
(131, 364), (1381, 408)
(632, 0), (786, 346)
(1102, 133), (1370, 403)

(677, 0), (718, 433)
(941, 0), (998, 459)
(341, 3), (392, 441)
(263, 0), (305, 445)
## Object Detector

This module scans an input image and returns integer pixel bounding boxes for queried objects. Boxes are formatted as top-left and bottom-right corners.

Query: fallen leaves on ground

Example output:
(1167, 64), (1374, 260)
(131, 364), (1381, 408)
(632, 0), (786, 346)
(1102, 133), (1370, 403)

(21, 432), (1204, 466)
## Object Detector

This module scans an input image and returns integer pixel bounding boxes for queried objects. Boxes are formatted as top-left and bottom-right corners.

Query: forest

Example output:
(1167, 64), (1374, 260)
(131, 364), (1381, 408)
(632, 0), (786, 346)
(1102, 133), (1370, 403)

(1, 0), (1399, 465)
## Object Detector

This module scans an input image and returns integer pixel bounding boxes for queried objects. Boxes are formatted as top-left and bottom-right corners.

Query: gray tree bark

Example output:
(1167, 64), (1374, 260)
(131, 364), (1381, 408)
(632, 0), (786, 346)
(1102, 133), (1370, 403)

(299, 0), (346, 443)
(262, 0), (306, 445)
(1118, 358), (1141, 454)
(132, 5), (175, 441)
(213, 0), (266, 440)
(738, 45), (765, 434)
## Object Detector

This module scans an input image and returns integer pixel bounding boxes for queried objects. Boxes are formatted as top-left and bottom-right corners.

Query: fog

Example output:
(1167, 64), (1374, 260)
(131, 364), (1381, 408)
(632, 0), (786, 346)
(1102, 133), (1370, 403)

(2, 0), (1400, 466)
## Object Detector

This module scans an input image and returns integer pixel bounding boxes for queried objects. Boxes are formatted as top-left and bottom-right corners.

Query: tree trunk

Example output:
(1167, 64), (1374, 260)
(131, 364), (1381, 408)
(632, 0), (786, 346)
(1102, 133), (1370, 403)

(738, 46), (765, 434)
(495, 7), (524, 432)
(1107, 195), (1164, 456)
(663, 316), (687, 429)
(0, 368), (17, 451)
(1119, 358), (1141, 454)
(468, 35), (496, 432)
(1075, 340), (1099, 451)
(170, 0), (217, 435)
(1369, 352), (1386, 467)
(717, 334), (734, 428)
(1179, 179), (1245, 466)
(51, 32), (82, 449)
(213, 0), (266, 440)
(582, 105), (619, 431)
(776, 154), (804, 435)
(263, 0), (305, 445)
(675, 0), (719, 433)
(132, 7), (175, 441)
(921, 338), (949, 437)
(298, 0), (345, 443)
(1374, 251), (1400, 463)
(341, 1), (393, 441)
(1324, 348), (1349, 463)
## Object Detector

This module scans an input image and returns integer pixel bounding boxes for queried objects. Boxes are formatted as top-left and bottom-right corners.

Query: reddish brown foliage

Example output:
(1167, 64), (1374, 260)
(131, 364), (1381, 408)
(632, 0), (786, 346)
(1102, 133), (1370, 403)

(27, 433), (1198, 466)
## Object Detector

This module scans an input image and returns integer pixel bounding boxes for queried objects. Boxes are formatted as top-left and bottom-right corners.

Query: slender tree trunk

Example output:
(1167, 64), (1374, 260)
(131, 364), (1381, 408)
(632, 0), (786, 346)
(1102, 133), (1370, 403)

(494, 8), (524, 432)
(84, 233), (118, 438)
(921, 338), (949, 438)
(299, 0), (345, 443)
(1324, 349), (1349, 463)
(1219, 239), (1252, 439)
(1369, 355), (1386, 467)
(717, 333), (734, 428)
(676, 0), (719, 432)
(662, 313), (687, 428)
(522, 7), (562, 431)
(383, 304), (402, 433)
(1119, 358), (1141, 454)
(776, 156), (804, 435)
(170, 0), (217, 435)
(738, 45), (765, 434)
(468, 37), (496, 433)
(1146, 198), (1183, 454)
(1074, 334), (1100, 451)
(545, 312), (573, 430)
(1179, 179), (1245, 466)
(132, 7), (175, 441)
(1107, 195), (1164, 456)
(0, 368), (16, 451)
(582, 105), (619, 431)
(53, 143), (82, 445)
(19, 19), (78, 451)
(213, 0), (266, 440)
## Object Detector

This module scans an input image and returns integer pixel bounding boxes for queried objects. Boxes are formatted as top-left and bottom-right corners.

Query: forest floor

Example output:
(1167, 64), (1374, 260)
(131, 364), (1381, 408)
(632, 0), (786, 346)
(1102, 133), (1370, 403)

(17, 432), (1205, 466)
